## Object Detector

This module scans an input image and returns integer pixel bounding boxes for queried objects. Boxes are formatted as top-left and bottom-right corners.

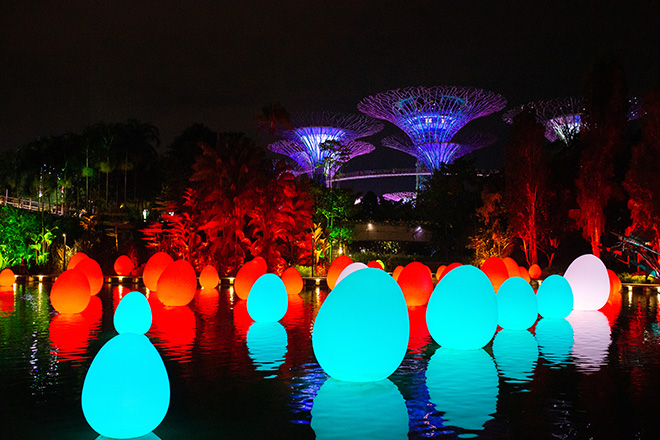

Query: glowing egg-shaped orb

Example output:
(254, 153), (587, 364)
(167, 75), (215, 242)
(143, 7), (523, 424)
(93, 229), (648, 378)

(234, 260), (267, 300)
(392, 265), (404, 281)
(502, 257), (519, 278)
(76, 257), (104, 295)
(247, 273), (288, 322)
(0, 268), (14, 287)
(143, 252), (173, 291)
(281, 266), (303, 295)
(367, 260), (384, 270)
(496, 277), (538, 330)
(335, 262), (368, 287)
(67, 252), (89, 270)
(246, 321), (288, 373)
(492, 329), (538, 384)
(536, 274), (573, 319)
(312, 268), (409, 382)
(252, 256), (267, 273)
(518, 266), (531, 282)
(81, 333), (170, 439)
(326, 255), (353, 290)
(435, 265), (446, 280)
(50, 269), (91, 314)
(529, 264), (542, 279)
(535, 318), (574, 368)
(114, 255), (134, 276)
(397, 261), (433, 307)
(564, 254), (610, 311)
(480, 256), (509, 292)
(311, 378), (408, 440)
(607, 269), (621, 296)
(567, 310), (611, 373)
(426, 265), (497, 350)
(437, 262), (462, 282)
(156, 260), (196, 307)
(199, 265), (219, 289)
(114, 291), (152, 335)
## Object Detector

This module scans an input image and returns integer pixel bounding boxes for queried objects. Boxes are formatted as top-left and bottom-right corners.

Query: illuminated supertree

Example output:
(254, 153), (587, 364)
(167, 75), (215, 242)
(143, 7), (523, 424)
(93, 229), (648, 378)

(358, 86), (506, 170)
(268, 112), (382, 186)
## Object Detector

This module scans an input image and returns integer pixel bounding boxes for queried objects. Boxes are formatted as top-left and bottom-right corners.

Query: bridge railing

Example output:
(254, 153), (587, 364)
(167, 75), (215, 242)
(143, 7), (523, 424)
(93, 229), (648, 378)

(0, 195), (65, 215)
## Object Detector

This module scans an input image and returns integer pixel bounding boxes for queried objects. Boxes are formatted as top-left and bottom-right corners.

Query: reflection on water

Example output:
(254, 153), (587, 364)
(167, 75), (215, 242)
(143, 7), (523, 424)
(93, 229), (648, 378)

(246, 321), (287, 377)
(567, 310), (611, 373)
(535, 318), (574, 367)
(492, 329), (538, 387)
(96, 432), (161, 440)
(49, 296), (102, 365)
(148, 300), (196, 363)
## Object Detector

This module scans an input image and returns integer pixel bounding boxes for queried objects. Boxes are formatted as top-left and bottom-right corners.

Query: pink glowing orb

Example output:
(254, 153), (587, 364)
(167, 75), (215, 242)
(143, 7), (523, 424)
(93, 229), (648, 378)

(235, 260), (267, 300)
(76, 257), (104, 295)
(397, 261), (434, 307)
(50, 269), (91, 314)
(281, 266), (303, 295)
(67, 252), (89, 270)
(564, 254), (610, 311)
(326, 255), (353, 290)
(143, 252), (174, 291)
(480, 256), (509, 292)
(529, 264), (542, 279)
(114, 255), (134, 276)
(0, 268), (14, 287)
(157, 260), (197, 306)
(199, 265), (219, 289)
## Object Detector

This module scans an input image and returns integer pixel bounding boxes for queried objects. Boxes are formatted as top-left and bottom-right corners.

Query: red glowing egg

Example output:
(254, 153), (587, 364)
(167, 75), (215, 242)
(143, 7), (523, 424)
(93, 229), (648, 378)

(199, 265), (219, 289)
(397, 261), (434, 307)
(518, 266), (531, 283)
(392, 265), (404, 281)
(0, 268), (15, 287)
(367, 260), (384, 270)
(502, 257), (520, 278)
(234, 260), (266, 300)
(435, 265), (446, 281)
(67, 252), (89, 270)
(607, 269), (621, 296)
(327, 255), (353, 290)
(480, 256), (509, 292)
(50, 269), (91, 314)
(252, 256), (267, 273)
(529, 264), (542, 279)
(437, 262), (462, 282)
(76, 257), (104, 295)
(114, 255), (134, 276)
(281, 266), (303, 295)
(143, 252), (174, 291)
(157, 260), (197, 306)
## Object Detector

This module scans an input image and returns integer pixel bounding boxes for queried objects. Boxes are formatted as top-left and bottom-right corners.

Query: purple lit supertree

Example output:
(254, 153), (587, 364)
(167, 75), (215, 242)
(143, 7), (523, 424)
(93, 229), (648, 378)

(267, 112), (382, 186)
(357, 86), (506, 170)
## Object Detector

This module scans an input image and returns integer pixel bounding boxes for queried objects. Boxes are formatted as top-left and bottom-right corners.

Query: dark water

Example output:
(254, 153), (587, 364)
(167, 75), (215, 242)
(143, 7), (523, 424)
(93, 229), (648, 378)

(1, 283), (660, 439)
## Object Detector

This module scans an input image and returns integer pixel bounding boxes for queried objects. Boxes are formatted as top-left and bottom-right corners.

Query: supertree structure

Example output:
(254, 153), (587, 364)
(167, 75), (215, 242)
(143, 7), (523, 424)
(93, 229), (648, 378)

(268, 112), (383, 186)
(357, 86), (507, 168)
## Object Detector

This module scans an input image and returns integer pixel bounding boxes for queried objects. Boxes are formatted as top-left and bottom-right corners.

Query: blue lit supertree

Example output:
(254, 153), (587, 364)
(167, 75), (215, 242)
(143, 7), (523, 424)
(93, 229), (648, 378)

(357, 86), (506, 170)
(267, 112), (382, 186)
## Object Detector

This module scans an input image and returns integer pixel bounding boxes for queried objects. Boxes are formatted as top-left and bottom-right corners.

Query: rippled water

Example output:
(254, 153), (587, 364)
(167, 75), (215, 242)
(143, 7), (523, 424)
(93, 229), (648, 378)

(1, 283), (660, 439)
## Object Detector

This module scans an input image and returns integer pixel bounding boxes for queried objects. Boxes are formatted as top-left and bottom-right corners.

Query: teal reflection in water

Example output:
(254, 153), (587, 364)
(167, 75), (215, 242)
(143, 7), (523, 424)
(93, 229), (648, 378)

(246, 321), (287, 376)
(311, 378), (409, 439)
(427, 348), (498, 434)
(492, 329), (538, 386)
(567, 310), (611, 373)
(535, 318), (574, 368)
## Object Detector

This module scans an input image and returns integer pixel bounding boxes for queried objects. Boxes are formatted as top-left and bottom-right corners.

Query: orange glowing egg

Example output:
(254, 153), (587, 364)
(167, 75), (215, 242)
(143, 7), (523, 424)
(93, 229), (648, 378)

(113, 255), (134, 276)
(437, 262), (462, 282)
(252, 256), (267, 273)
(392, 265), (404, 281)
(157, 260), (197, 306)
(480, 256), (509, 292)
(367, 260), (384, 270)
(518, 266), (531, 282)
(435, 265), (446, 281)
(607, 269), (621, 296)
(76, 257), (104, 295)
(0, 268), (15, 287)
(397, 261), (434, 307)
(67, 252), (89, 270)
(502, 257), (520, 278)
(199, 265), (219, 289)
(327, 255), (353, 290)
(143, 252), (174, 291)
(529, 264), (542, 279)
(50, 269), (91, 314)
(234, 260), (267, 300)
(281, 266), (303, 295)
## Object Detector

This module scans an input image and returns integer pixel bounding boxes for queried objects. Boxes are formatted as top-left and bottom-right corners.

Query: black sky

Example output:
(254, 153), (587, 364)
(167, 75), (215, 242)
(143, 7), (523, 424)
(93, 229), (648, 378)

(2, 1), (658, 187)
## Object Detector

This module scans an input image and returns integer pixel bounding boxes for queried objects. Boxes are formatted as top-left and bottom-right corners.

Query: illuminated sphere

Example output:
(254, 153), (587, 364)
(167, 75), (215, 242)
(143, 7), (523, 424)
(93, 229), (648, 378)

(367, 260), (384, 270)
(518, 266), (531, 282)
(496, 277), (538, 330)
(81, 333), (170, 439)
(607, 269), (621, 296)
(252, 256), (267, 273)
(157, 260), (197, 306)
(281, 267), (303, 295)
(50, 269), (91, 314)
(114, 255), (134, 276)
(76, 257), (104, 295)
(536, 274), (573, 319)
(435, 265), (446, 280)
(437, 262), (462, 282)
(247, 273), (288, 322)
(327, 255), (353, 290)
(0, 268), (14, 287)
(143, 252), (174, 291)
(426, 265), (497, 350)
(392, 265), (404, 281)
(529, 264), (542, 279)
(563, 254), (610, 311)
(312, 268), (409, 382)
(114, 291), (152, 335)
(199, 265), (219, 289)
(480, 256), (509, 292)
(67, 252), (89, 270)
(234, 260), (267, 300)
(397, 261), (433, 307)
(502, 257), (520, 278)
(336, 262), (368, 287)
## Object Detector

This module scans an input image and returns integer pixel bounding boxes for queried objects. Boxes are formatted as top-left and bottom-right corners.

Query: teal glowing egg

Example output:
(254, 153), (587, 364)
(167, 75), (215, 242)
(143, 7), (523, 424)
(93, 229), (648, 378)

(496, 277), (538, 330)
(114, 291), (152, 335)
(311, 378), (409, 440)
(492, 329), (538, 384)
(312, 268), (409, 382)
(536, 275), (573, 319)
(535, 318), (574, 368)
(81, 333), (170, 439)
(247, 273), (288, 322)
(247, 321), (288, 375)
(426, 265), (497, 350)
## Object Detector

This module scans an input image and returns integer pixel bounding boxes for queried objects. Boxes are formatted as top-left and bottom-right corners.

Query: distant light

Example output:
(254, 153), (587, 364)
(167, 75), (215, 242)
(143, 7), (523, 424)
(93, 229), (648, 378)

(142, 209), (148, 221)
(367, 223), (373, 230)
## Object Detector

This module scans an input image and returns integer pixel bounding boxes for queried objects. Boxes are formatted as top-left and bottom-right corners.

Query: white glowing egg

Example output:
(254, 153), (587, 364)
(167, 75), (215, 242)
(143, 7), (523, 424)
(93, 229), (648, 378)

(496, 277), (538, 330)
(563, 254), (609, 311)
(536, 274), (573, 319)
(335, 262), (368, 287)
(247, 274), (288, 322)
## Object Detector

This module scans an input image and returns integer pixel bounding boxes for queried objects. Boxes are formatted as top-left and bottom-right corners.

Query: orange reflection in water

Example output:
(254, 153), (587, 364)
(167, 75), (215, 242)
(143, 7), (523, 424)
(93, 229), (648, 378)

(0, 288), (15, 315)
(148, 297), (196, 363)
(407, 305), (431, 353)
(49, 295), (102, 365)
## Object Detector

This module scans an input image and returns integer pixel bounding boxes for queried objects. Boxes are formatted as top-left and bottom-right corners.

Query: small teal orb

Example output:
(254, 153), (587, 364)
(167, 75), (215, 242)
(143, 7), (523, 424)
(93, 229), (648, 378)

(247, 321), (288, 374)
(247, 273), (288, 322)
(496, 277), (538, 330)
(82, 333), (170, 439)
(312, 268), (409, 382)
(426, 265), (497, 350)
(114, 291), (152, 335)
(492, 329), (539, 384)
(535, 318), (574, 368)
(536, 275), (574, 319)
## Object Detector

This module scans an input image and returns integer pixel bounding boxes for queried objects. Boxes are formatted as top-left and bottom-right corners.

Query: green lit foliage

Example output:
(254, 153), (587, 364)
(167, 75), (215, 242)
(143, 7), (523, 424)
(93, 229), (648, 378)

(310, 183), (356, 266)
(0, 206), (55, 268)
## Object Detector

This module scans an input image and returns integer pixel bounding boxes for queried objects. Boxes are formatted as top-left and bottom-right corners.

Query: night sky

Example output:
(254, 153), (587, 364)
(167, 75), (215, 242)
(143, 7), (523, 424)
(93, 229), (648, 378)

(2, 2), (658, 193)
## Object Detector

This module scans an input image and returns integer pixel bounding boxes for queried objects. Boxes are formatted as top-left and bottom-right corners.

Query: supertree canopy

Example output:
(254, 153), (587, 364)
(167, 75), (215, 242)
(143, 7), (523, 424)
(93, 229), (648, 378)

(268, 112), (382, 185)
